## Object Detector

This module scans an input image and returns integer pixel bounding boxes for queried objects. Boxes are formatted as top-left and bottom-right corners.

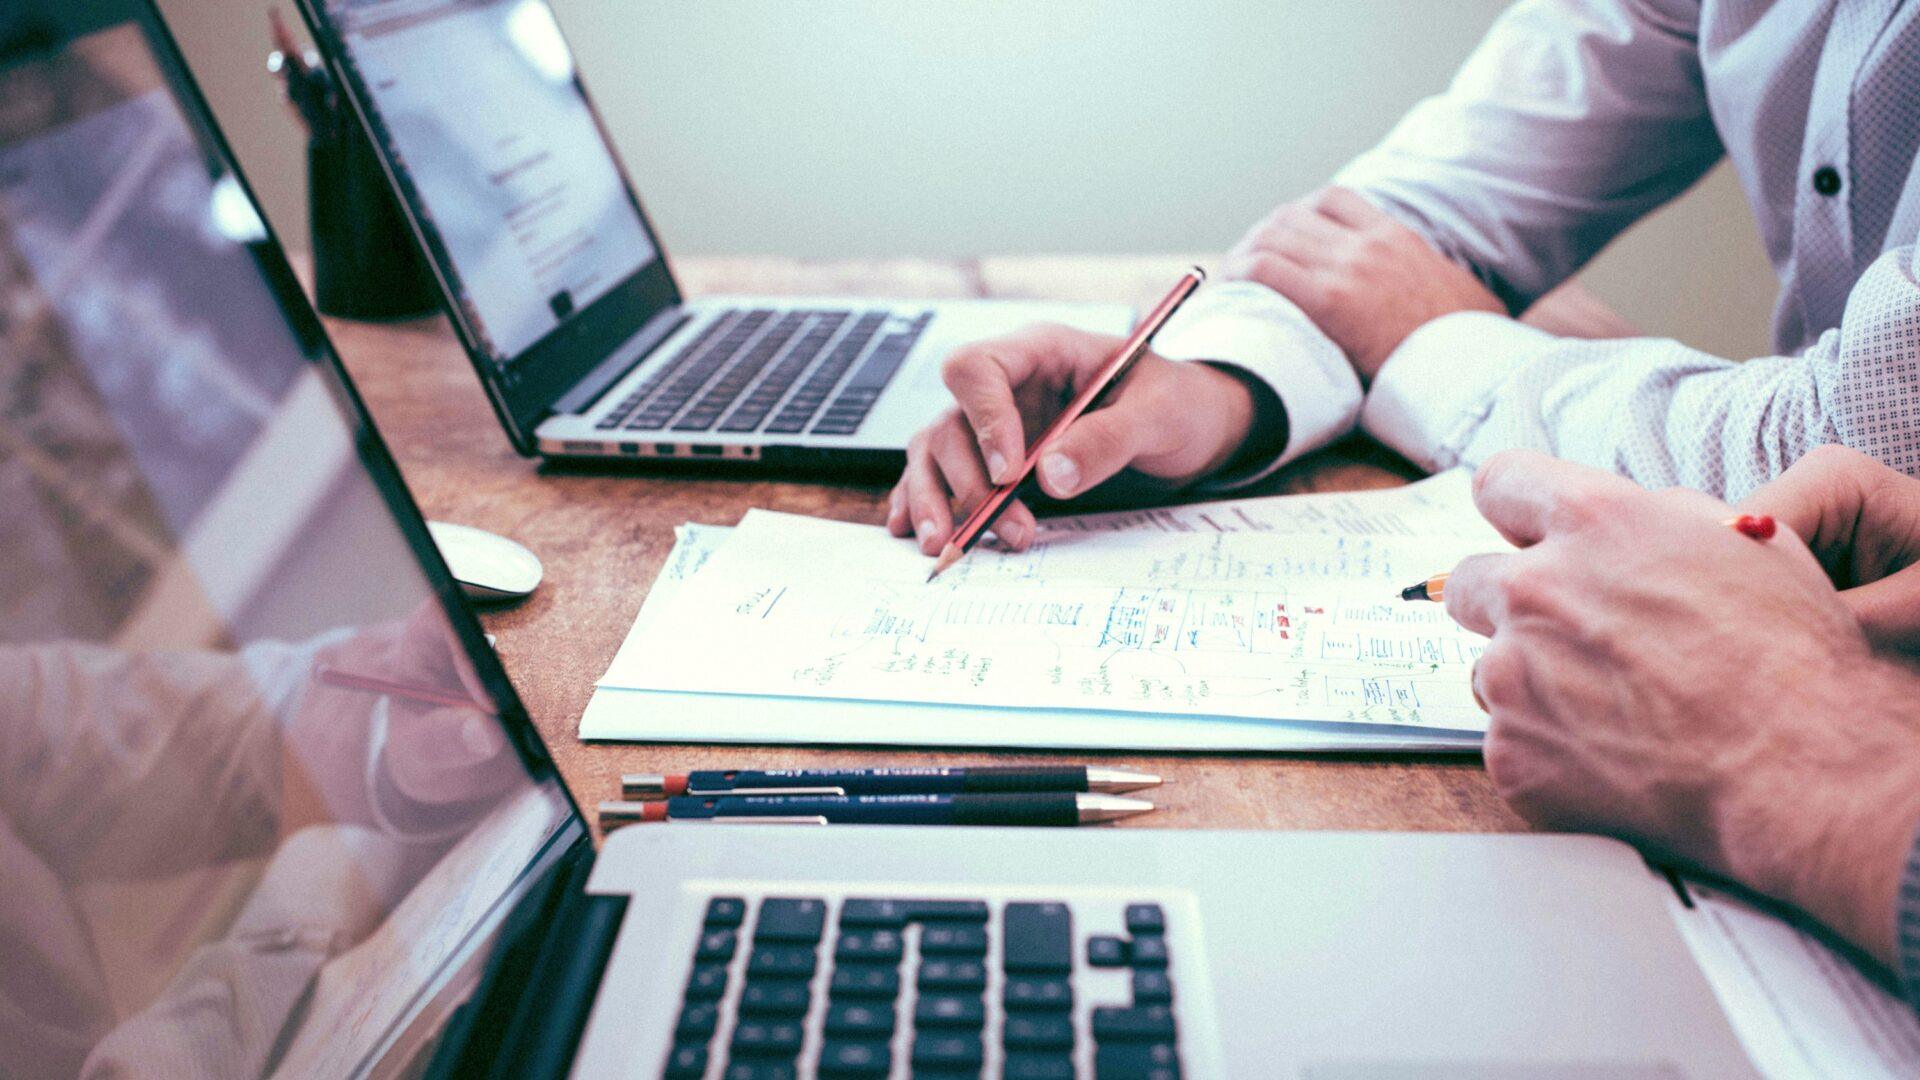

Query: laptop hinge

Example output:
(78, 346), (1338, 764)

(423, 835), (628, 1080)
(552, 307), (692, 417)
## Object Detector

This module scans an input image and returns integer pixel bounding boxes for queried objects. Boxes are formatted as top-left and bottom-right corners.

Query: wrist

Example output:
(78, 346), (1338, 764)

(1719, 657), (1920, 969)
(1190, 361), (1286, 483)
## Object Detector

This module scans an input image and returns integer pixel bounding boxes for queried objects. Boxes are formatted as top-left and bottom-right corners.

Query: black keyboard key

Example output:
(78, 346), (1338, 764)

(746, 945), (817, 980)
(676, 1002), (720, 1040)
(1006, 1053), (1076, 1080)
(1092, 1005), (1177, 1042)
(844, 326), (926, 391)
(731, 1019), (804, 1056)
(917, 958), (987, 991)
(912, 1032), (984, 1071)
(1003, 1013), (1074, 1050)
(664, 1042), (708, 1078)
(829, 964), (900, 998)
(706, 897), (747, 927)
(1004, 976), (1073, 1012)
(739, 981), (811, 1017)
(686, 964), (729, 1000)
(1003, 902), (1073, 973)
(1130, 935), (1170, 968)
(1125, 903), (1166, 935)
(1094, 1042), (1181, 1080)
(839, 898), (911, 927)
(1088, 935), (1130, 967)
(721, 1062), (795, 1080)
(824, 1001), (896, 1038)
(835, 928), (904, 963)
(920, 924), (988, 957)
(695, 928), (737, 962)
(915, 992), (986, 1028)
(908, 899), (991, 922)
(1132, 969), (1174, 1004)
(817, 1040), (891, 1077)
(755, 898), (826, 943)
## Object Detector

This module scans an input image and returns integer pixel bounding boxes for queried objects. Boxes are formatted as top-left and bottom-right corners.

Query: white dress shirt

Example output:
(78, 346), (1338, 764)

(1154, 0), (1920, 499)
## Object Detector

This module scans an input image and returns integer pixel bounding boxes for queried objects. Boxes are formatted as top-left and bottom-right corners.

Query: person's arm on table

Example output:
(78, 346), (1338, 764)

(1442, 449), (1920, 995)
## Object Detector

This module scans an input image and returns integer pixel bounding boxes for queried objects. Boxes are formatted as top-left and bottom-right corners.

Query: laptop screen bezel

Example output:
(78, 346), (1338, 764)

(293, 0), (683, 454)
(9, 2), (594, 1070)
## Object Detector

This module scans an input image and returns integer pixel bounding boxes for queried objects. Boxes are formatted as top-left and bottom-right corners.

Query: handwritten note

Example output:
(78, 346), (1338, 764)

(599, 472), (1504, 732)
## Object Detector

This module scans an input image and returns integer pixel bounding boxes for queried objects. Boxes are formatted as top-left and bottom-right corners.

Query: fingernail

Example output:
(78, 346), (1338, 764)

(1001, 518), (1031, 547)
(1041, 454), (1079, 496)
(917, 519), (938, 541)
(986, 451), (1009, 484)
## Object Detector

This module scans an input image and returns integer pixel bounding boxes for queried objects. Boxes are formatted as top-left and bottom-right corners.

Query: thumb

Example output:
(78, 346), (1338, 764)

(1035, 400), (1156, 499)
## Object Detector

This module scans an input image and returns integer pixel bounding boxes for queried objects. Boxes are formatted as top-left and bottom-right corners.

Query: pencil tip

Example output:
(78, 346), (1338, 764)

(926, 545), (961, 583)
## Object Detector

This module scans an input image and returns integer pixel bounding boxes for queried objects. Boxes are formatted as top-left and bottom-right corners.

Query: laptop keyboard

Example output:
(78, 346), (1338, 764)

(661, 895), (1183, 1079)
(596, 307), (932, 438)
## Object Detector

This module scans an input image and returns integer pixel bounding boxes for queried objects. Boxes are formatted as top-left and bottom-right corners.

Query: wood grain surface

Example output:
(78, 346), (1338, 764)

(324, 256), (1526, 837)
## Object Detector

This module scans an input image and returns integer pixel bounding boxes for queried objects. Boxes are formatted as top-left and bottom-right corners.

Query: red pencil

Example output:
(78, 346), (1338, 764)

(926, 267), (1208, 582)
(315, 665), (486, 711)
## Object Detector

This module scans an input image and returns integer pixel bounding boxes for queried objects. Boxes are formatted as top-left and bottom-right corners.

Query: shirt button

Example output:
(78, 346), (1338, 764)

(1812, 166), (1842, 196)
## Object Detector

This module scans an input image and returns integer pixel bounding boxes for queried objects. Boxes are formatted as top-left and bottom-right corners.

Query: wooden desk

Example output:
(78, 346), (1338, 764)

(326, 255), (1524, 835)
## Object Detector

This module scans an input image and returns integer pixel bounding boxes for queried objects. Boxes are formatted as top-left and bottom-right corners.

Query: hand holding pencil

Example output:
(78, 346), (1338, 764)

(890, 268), (1264, 561)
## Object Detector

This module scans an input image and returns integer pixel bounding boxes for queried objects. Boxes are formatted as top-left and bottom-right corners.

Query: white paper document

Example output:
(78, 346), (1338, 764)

(595, 472), (1503, 736)
(1669, 881), (1920, 1078)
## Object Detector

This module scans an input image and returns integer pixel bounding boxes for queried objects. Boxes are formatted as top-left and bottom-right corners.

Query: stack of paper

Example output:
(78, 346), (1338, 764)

(583, 470), (1506, 751)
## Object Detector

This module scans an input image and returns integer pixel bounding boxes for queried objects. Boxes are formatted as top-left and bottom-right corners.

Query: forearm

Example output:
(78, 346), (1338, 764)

(1717, 656), (1920, 976)
(1368, 243), (1920, 499)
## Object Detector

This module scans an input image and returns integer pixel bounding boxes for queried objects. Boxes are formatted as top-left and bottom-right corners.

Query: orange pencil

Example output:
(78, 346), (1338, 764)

(1396, 513), (1778, 602)
(927, 267), (1207, 582)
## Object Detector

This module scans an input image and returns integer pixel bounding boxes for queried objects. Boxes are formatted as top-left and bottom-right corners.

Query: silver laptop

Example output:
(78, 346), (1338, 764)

(294, 0), (1130, 473)
(2, 6), (1756, 1077)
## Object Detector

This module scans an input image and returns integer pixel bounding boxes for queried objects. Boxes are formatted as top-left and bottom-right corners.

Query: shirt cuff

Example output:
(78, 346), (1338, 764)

(1152, 280), (1363, 489)
(1899, 817), (1920, 1006)
(1360, 310), (1549, 472)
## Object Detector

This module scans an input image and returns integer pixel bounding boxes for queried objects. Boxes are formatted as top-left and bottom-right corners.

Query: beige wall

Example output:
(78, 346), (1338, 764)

(162, 0), (1778, 358)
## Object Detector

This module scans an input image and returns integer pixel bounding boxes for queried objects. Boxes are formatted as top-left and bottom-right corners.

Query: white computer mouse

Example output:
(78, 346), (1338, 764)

(427, 521), (544, 602)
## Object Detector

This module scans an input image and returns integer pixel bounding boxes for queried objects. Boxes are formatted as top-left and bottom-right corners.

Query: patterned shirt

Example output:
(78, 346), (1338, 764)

(1151, 0), (1920, 1001)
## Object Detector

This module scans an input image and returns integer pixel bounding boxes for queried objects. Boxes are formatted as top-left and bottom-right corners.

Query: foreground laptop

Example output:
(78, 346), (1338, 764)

(291, 0), (1130, 473)
(0, 5), (1756, 1077)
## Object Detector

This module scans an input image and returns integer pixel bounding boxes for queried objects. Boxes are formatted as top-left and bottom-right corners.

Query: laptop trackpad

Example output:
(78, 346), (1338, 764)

(1304, 1064), (1685, 1080)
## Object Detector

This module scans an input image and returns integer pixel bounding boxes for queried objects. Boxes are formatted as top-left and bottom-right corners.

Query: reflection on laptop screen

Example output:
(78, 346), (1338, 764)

(324, 0), (658, 371)
(0, 14), (574, 1078)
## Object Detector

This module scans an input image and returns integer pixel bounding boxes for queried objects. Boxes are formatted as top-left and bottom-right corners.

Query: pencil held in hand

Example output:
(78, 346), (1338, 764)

(927, 267), (1208, 583)
(1395, 514), (1779, 601)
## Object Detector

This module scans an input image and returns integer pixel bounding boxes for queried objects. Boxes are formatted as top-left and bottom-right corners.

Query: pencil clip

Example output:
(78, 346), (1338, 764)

(696, 816), (832, 826)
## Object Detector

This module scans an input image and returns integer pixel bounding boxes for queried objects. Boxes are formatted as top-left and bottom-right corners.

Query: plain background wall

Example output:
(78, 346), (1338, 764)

(159, 0), (1780, 358)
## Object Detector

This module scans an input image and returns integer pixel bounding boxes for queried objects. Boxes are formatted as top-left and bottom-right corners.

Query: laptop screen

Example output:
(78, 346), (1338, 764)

(311, 0), (669, 404)
(0, 6), (579, 1077)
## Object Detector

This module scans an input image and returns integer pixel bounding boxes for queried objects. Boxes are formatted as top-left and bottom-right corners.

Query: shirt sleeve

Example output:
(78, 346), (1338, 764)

(1332, 0), (1722, 312)
(1151, 280), (1364, 488)
(1902, 823), (1920, 1010)
(1360, 243), (1920, 498)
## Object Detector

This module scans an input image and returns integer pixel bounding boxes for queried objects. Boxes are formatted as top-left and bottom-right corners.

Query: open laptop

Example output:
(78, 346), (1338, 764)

(0, 4), (1759, 1077)
(290, 0), (1130, 473)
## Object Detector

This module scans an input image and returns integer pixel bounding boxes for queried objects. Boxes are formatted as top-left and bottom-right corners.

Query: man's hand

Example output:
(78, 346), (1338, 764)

(1738, 445), (1920, 652)
(889, 323), (1258, 554)
(1226, 187), (1504, 382)
(1443, 450), (1920, 971)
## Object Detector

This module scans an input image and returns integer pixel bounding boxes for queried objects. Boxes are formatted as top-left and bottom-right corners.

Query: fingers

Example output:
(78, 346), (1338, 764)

(1841, 565), (1920, 652)
(1310, 186), (1388, 228)
(899, 433), (955, 554)
(1035, 392), (1167, 500)
(1442, 552), (1520, 637)
(1738, 444), (1920, 585)
(893, 413), (1039, 555)
(1470, 449), (1636, 547)
(942, 325), (1125, 485)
